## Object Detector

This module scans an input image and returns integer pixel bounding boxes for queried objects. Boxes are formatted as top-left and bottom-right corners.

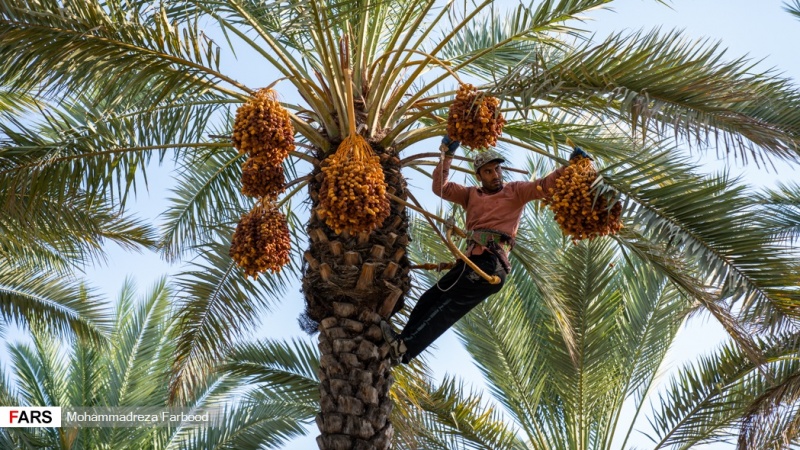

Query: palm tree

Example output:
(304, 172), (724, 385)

(2, 1), (800, 448)
(0, 277), (315, 450)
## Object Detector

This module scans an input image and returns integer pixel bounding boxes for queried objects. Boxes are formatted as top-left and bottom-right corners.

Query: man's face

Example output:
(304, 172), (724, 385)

(476, 161), (503, 193)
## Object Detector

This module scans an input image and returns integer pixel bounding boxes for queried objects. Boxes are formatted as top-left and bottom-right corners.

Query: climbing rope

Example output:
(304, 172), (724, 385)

(386, 193), (501, 285)
(409, 263), (455, 271)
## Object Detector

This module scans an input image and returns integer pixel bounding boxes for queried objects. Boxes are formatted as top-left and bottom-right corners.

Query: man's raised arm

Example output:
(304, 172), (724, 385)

(432, 137), (468, 207)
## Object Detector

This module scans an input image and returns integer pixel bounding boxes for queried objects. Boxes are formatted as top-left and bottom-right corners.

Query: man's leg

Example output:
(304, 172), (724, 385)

(401, 260), (466, 337)
(400, 252), (505, 362)
(380, 261), (468, 362)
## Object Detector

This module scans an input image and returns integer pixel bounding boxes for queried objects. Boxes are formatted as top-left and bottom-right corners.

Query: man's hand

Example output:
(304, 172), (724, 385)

(440, 136), (460, 156)
(569, 146), (593, 161)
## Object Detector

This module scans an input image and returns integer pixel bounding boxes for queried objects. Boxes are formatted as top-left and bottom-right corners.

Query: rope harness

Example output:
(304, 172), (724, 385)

(468, 228), (514, 275)
(386, 192), (502, 285)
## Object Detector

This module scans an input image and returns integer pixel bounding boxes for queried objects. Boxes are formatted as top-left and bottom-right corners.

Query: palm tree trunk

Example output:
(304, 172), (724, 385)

(302, 150), (410, 450)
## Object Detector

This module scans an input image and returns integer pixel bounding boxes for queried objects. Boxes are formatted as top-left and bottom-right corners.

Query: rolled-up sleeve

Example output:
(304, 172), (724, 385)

(432, 157), (469, 207)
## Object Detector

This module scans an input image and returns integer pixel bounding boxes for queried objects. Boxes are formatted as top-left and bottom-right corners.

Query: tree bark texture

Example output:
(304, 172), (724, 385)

(302, 149), (410, 450)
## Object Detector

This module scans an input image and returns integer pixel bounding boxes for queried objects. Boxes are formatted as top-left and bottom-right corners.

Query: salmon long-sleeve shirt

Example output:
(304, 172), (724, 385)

(432, 156), (565, 252)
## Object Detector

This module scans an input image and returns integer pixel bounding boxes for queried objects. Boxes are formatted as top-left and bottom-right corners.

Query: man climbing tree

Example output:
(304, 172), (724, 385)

(381, 137), (592, 364)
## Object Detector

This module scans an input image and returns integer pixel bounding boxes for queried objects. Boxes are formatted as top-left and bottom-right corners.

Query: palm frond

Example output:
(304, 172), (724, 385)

(785, 0), (800, 21)
(544, 239), (633, 449)
(0, 188), (158, 274)
(495, 29), (800, 163)
(511, 197), (582, 364)
(612, 263), (691, 450)
(0, 364), (19, 406)
(0, 366), (42, 448)
(164, 0), (347, 136)
(398, 375), (527, 450)
(224, 338), (320, 406)
(0, 87), (39, 117)
(603, 143), (800, 319)
(457, 288), (553, 448)
(165, 0), (312, 57)
(0, 91), (226, 209)
(0, 263), (112, 341)
(437, 0), (613, 81)
(501, 117), (612, 150)
(7, 341), (61, 408)
(755, 182), (800, 244)
(648, 332), (800, 449)
(3, 276), (310, 449)
(108, 278), (174, 406)
(739, 352), (800, 450)
(168, 337), (320, 449)
(66, 336), (104, 416)
(168, 239), (297, 403)
(524, 0), (614, 32)
(436, 0), (615, 78)
(168, 402), (313, 450)
(0, 0), (243, 100)
(158, 147), (247, 261)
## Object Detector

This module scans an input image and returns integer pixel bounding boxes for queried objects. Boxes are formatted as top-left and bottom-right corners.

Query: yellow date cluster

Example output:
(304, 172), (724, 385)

(230, 204), (291, 278)
(446, 84), (506, 149)
(230, 88), (295, 277)
(241, 156), (286, 200)
(232, 88), (295, 164)
(541, 156), (623, 241)
(316, 135), (390, 235)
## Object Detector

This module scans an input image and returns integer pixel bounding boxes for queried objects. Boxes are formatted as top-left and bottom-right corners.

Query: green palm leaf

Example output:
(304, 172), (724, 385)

(108, 278), (174, 407)
(159, 147), (248, 261)
(786, 0), (800, 21)
(3, 276), (311, 450)
(0, 87), (39, 116)
(169, 239), (298, 403)
(755, 182), (800, 243)
(0, 91), (226, 209)
(4, 342), (63, 447)
(649, 333), (800, 449)
(169, 402), (313, 450)
(0, 264), (111, 341)
(438, 0), (613, 81)
(603, 145), (800, 320)
(495, 29), (800, 162)
(224, 338), (320, 406)
(395, 375), (527, 450)
(0, 190), (157, 273)
(739, 351), (800, 450)
(0, 0), (242, 100)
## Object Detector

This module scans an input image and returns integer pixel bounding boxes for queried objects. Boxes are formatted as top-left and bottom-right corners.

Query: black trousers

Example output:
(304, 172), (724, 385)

(400, 251), (507, 362)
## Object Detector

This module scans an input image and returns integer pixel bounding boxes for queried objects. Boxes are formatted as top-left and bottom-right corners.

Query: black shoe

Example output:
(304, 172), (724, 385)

(380, 320), (407, 364)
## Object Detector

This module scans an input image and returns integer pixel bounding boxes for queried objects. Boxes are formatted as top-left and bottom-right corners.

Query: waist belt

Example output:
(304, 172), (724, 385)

(470, 229), (515, 251)
(468, 229), (515, 273)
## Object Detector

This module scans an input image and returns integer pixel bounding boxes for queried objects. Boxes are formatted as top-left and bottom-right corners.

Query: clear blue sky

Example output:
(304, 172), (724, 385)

(5, 1), (799, 449)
